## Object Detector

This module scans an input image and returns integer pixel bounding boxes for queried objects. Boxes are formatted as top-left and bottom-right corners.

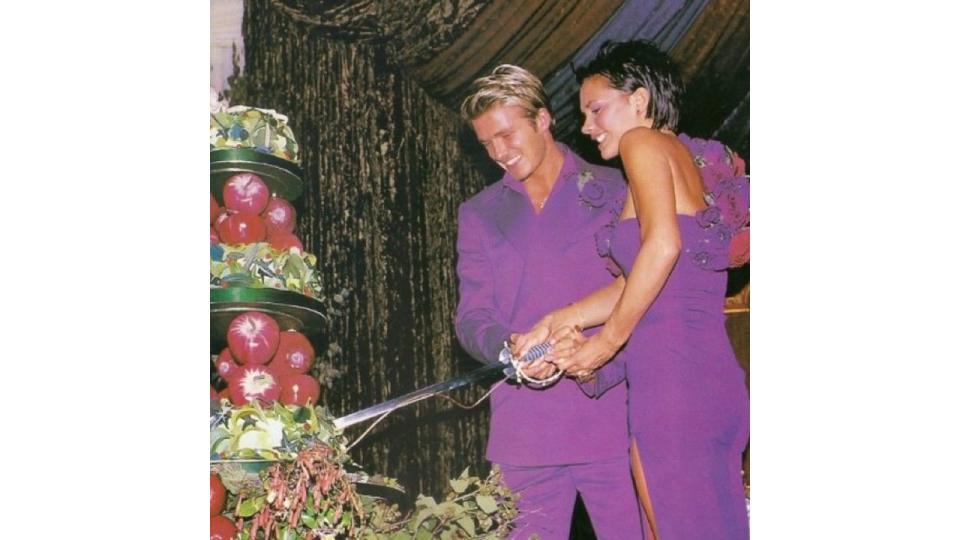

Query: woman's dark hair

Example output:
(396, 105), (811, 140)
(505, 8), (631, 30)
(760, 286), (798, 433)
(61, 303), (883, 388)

(575, 40), (684, 130)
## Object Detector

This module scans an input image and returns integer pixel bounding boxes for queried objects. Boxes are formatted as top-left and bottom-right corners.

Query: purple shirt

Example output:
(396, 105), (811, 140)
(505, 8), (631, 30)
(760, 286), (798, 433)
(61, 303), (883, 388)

(455, 143), (630, 466)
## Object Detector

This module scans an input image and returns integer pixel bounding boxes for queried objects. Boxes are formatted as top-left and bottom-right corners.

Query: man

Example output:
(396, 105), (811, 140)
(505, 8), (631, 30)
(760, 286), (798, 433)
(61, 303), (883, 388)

(455, 65), (643, 539)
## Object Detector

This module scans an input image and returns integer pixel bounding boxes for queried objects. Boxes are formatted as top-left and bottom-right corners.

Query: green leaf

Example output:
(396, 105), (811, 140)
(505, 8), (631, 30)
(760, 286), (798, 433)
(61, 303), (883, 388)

(475, 494), (498, 514)
(301, 513), (318, 529)
(449, 477), (469, 494)
(412, 507), (434, 532)
(436, 501), (460, 518)
(237, 496), (265, 517)
(457, 516), (476, 536)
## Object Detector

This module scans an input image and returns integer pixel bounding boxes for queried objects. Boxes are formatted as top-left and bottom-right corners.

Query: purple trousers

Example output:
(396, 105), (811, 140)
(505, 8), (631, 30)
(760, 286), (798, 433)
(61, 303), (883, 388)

(499, 455), (645, 540)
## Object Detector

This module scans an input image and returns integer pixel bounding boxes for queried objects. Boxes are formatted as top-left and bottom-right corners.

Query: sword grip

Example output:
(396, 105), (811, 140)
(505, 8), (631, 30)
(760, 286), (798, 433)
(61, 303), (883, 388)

(498, 341), (552, 365)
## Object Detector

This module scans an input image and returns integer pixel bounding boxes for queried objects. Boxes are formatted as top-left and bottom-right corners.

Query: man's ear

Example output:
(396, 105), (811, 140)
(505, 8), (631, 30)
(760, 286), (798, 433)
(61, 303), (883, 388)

(535, 107), (552, 132)
(629, 88), (651, 119)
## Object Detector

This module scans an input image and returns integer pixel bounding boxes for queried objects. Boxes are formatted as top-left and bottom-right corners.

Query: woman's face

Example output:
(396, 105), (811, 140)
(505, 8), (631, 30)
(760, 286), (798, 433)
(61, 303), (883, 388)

(579, 75), (646, 160)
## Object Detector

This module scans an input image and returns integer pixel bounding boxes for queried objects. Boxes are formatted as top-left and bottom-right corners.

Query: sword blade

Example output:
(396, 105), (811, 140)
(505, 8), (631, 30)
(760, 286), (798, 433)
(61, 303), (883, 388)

(333, 362), (512, 430)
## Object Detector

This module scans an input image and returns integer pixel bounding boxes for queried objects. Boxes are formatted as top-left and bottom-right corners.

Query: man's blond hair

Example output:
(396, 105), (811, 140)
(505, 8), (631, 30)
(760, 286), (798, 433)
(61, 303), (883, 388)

(460, 64), (552, 123)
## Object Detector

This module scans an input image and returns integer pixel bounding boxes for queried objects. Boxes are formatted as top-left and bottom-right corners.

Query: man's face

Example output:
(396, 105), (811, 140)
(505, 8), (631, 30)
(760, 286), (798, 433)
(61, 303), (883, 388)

(471, 103), (549, 182)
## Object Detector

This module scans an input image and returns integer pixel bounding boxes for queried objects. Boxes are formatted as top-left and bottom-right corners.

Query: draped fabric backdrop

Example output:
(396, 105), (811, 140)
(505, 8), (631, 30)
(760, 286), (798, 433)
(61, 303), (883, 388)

(227, 0), (750, 499)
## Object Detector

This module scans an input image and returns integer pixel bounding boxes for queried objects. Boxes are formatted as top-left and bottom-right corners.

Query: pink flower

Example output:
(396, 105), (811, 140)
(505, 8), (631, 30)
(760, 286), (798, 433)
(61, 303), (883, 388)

(730, 151), (747, 176)
(714, 178), (750, 230)
(696, 205), (722, 228)
(729, 228), (750, 267)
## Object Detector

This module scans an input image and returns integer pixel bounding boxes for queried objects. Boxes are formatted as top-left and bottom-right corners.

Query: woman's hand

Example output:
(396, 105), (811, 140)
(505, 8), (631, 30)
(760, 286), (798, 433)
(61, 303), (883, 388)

(549, 331), (621, 380)
(543, 325), (586, 363)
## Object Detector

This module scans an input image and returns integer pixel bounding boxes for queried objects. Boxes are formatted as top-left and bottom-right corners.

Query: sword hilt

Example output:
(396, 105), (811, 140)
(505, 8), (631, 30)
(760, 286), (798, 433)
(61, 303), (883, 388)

(498, 341), (552, 367)
(499, 341), (559, 386)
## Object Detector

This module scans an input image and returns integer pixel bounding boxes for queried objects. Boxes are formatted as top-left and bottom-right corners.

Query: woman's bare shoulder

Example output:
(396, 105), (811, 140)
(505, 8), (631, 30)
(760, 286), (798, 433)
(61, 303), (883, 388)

(621, 128), (676, 165)
(620, 127), (673, 156)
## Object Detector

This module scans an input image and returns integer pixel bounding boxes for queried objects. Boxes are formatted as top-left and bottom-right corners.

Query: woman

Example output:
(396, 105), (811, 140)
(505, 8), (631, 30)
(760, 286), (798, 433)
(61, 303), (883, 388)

(512, 40), (749, 539)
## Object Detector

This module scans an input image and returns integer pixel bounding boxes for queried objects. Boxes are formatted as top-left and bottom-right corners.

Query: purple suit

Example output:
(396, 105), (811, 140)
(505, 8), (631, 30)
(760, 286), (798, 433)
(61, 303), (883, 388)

(455, 144), (643, 539)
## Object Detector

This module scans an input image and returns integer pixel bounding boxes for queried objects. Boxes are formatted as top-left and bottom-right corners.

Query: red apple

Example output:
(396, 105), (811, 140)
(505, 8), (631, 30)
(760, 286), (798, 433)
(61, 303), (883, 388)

(214, 348), (242, 381)
(210, 515), (237, 540)
(223, 172), (269, 214)
(210, 194), (220, 225)
(210, 226), (220, 245)
(218, 387), (230, 400)
(261, 197), (296, 235)
(267, 231), (303, 252)
(210, 386), (218, 400)
(279, 373), (320, 407)
(214, 209), (231, 229)
(229, 364), (282, 404)
(272, 331), (315, 374)
(217, 212), (266, 245)
(227, 312), (280, 365)
(210, 473), (226, 516)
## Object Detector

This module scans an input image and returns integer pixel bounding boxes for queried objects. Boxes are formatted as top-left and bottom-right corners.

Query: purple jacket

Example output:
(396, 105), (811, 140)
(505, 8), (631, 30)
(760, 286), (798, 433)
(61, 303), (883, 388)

(455, 144), (630, 466)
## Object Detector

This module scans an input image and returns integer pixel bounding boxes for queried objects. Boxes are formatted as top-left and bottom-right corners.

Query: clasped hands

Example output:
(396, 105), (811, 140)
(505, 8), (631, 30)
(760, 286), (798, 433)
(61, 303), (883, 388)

(508, 316), (620, 383)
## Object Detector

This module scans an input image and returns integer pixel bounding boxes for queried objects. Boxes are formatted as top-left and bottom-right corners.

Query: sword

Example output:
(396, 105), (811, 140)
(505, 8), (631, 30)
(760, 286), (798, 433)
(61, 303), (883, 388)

(333, 342), (552, 430)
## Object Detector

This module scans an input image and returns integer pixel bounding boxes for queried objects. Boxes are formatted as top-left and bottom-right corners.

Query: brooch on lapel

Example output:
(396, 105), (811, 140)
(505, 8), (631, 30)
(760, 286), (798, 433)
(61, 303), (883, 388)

(577, 171), (606, 208)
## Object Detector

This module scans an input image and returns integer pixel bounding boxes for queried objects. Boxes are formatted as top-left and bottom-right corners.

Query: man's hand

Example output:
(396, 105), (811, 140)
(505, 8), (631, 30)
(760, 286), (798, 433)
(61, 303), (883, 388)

(509, 313), (557, 358)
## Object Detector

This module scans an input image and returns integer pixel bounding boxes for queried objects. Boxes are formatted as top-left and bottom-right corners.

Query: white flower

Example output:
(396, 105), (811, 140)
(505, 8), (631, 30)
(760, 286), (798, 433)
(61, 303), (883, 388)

(236, 417), (285, 450)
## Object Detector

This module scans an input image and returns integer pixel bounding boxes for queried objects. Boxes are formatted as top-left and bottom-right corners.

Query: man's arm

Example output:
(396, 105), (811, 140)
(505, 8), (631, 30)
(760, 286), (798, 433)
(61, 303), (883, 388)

(454, 204), (512, 365)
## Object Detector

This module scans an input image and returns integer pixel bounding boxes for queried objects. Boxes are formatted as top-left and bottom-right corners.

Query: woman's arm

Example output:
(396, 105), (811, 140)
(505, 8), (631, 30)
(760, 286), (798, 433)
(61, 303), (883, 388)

(553, 129), (682, 373)
(510, 275), (625, 357)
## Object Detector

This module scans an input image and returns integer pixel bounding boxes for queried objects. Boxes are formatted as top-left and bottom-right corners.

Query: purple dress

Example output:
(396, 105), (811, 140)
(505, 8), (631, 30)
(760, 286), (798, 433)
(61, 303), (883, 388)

(591, 136), (750, 539)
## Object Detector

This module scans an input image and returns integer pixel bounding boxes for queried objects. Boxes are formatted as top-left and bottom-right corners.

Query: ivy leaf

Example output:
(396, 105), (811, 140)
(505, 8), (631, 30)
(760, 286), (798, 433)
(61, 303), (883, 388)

(301, 513), (318, 529)
(475, 494), (498, 514)
(449, 477), (469, 494)
(435, 502), (460, 518)
(237, 496), (265, 517)
(456, 516), (476, 537)
(412, 506), (434, 532)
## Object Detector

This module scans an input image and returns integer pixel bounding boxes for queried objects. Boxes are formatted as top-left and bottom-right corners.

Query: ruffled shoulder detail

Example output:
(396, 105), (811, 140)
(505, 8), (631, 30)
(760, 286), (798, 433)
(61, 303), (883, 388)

(678, 134), (750, 271)
(582, 171), (627, 277)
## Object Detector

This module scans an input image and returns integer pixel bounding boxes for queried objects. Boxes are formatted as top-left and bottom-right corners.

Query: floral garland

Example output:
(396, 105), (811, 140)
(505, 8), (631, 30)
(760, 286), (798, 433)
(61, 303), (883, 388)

(210, 105), (301, 164)
(210, 242), (326, 299)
